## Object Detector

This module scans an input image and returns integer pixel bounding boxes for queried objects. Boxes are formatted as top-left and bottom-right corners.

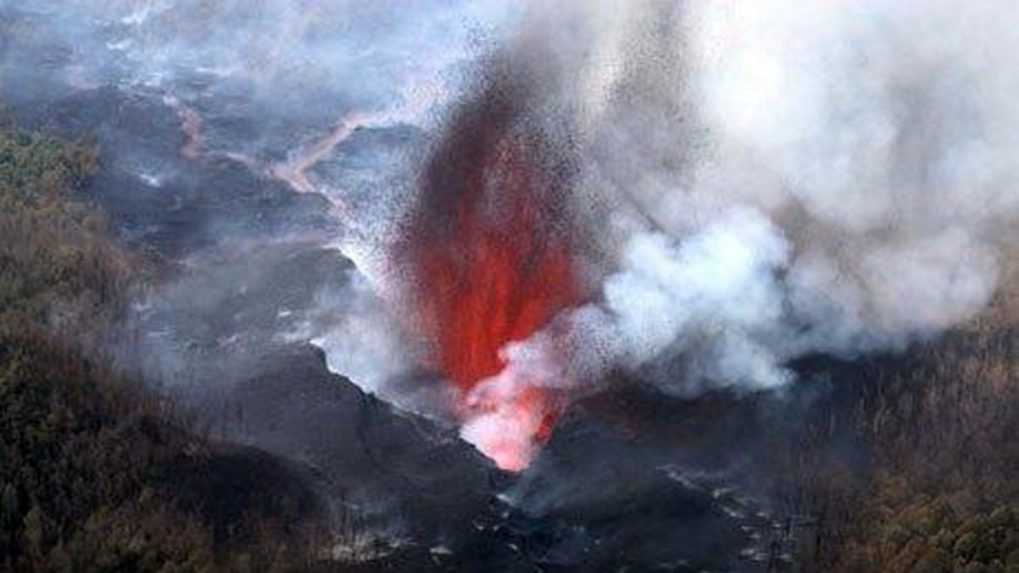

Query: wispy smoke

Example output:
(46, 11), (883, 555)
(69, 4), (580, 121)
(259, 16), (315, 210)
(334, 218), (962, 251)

(1, 0), (520, 403)
(3, 0), (517, 108)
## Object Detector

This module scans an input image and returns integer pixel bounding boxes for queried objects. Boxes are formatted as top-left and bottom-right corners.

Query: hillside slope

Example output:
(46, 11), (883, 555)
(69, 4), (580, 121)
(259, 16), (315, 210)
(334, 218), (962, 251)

(0, 127), (327, 572)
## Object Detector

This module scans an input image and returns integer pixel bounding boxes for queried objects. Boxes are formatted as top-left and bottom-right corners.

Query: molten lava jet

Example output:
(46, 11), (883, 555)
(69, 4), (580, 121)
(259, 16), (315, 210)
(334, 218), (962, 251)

(398, 73), (584, 471)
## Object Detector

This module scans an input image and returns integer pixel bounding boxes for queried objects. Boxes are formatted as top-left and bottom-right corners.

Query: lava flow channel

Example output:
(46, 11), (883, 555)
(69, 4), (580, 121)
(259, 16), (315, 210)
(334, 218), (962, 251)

(400, 76), (583, 471)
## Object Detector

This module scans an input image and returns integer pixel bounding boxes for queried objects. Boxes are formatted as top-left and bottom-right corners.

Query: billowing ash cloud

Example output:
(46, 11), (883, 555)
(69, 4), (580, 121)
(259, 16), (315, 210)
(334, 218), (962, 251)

(448, 0), (1019, 465)
(686, 0), (1014, 331)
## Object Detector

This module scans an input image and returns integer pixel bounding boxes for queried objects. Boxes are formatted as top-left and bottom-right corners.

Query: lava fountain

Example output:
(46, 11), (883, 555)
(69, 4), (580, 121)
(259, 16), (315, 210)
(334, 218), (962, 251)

(398, 66), (585, 471)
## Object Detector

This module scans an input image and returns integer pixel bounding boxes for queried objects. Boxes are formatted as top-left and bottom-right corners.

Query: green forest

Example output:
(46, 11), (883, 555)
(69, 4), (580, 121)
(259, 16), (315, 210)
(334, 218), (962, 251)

(0, 128), (329, 572)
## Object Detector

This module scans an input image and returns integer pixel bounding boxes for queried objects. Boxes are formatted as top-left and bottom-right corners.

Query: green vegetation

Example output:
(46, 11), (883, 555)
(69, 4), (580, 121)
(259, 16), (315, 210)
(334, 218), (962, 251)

(789, 324), (1019, 572)
(0, 128), (325, 572)
(0, 129), (131, 339)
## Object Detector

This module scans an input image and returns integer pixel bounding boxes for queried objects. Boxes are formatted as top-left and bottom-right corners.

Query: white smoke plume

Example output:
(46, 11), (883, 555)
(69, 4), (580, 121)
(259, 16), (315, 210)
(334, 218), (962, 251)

(463, 0), (1019, 437)
(310, 270), (413, 396)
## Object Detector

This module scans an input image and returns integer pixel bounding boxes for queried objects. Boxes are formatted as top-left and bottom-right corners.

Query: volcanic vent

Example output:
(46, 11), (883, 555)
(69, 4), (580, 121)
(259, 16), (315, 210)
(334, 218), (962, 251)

(397, 65), (587, 471)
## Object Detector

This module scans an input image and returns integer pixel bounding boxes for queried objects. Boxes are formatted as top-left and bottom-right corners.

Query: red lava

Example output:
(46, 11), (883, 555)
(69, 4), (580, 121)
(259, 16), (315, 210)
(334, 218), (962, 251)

(399, 75), (584, 470)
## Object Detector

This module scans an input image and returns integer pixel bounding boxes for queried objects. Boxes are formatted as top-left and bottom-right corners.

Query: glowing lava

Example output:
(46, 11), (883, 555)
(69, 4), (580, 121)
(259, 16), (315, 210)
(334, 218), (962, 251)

(400, 74), (583, 471)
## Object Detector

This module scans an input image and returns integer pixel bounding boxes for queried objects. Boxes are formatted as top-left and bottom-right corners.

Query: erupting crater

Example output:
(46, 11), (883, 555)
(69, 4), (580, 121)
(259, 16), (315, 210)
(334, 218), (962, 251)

(399, 75), (585, 471)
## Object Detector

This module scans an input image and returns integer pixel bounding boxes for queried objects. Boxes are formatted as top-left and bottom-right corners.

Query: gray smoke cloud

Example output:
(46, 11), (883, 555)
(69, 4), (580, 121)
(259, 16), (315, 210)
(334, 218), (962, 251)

(461, 0), (1019, 446)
